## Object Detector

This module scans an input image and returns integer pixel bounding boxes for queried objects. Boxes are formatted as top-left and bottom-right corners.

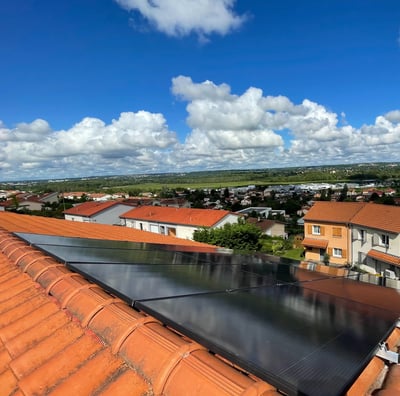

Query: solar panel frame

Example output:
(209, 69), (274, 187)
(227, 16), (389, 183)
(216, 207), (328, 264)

(13, 232), (400, 396)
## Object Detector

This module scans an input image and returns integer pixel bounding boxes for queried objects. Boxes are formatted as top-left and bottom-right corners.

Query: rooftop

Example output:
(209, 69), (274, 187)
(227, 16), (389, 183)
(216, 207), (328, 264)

(303, 201), (367, 224)
(63, 200), (131, 218)
(0, 211), (400, 395)
(121, 206), (238, 227)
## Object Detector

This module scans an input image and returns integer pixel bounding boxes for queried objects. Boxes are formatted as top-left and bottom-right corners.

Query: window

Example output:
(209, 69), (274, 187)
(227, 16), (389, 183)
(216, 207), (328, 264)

(312, 225), (320, 235)
(359, 229), (366, 242)
(332, 227), (342, 237)
(332, 248), (342, 258)
(381, 234), (389, 247)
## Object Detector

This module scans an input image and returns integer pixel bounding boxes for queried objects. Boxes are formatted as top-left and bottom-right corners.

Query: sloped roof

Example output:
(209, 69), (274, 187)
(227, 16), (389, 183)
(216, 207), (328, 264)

(63, 200), (130, 217)
(0, 212), (217, 251)
(246, 218), (284, 232)
(121, 206), (238, 227)
(302, 237), (329, 249)
(303, 201), (367, 223)
(367, 249), (400, 266)
(351, 203), (400, 233)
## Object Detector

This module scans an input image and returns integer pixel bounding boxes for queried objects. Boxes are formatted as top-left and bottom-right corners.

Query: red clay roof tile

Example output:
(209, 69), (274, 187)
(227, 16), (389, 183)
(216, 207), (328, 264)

(63, 200), (127, 217)
(303, 201), (366, 223)
(0, 211), (217, 251)
(368, 249), (400, 266)
(121, 205), (238, 227)
(351, 203), (400, 233)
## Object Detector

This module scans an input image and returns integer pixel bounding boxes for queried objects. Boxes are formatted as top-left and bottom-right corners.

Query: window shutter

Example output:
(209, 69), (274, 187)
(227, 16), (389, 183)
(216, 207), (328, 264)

(320, 226), (325, 236)
(307, 225), (312, 234)
(342, 249), (347, 259)
(332, 227), (342, 237)
(327, 247), (332, 255)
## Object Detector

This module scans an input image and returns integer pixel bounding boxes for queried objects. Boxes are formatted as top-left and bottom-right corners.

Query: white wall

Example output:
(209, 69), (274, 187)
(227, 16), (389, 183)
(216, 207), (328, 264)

(351, 225), (400, 274)
(124, 213), (240, 240)
(65, 204), (132, 225)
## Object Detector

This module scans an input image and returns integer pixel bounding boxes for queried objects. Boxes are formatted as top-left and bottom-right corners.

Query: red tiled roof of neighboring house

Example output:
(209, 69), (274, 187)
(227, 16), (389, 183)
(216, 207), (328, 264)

(121, 206), (238, 227)
(0, 212), (217, 251)
(303, 201), (367, 224)
(63, 200), (131, 218)
(367, 249), (400, 266)
(0, 214), (276, 395)
(351, 203), (400, 233)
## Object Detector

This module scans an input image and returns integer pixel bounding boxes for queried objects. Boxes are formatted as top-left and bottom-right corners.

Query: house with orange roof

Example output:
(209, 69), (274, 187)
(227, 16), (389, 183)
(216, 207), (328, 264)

(121, 206), (240, 239)
(350, 203), (400, 277)
(89, 193), (112, 201)
(62, 191), (87, 200)
(64, 200), (133, 225)
(303, 202), (400, 276)
(302, 201), (366, 266)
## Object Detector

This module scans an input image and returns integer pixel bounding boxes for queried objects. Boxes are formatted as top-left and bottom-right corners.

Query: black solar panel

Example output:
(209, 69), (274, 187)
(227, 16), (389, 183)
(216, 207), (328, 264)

(15, 232), (400, 396)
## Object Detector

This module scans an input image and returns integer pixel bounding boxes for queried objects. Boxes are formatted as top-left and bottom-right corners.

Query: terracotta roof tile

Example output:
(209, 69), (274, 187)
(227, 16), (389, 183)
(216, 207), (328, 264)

(368, 249), (400, 266)
(121, 205), (237, 227)
(302, 237), (329, 249)
(351, 203), (400, 233)
(63, 200), (129, 217)
(303, 201), (366, 223)
(0, 211), (217, 251)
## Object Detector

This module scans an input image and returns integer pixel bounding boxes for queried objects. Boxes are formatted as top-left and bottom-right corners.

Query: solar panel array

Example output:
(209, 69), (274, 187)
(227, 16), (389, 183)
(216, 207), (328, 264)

(16, 232), (400, 396)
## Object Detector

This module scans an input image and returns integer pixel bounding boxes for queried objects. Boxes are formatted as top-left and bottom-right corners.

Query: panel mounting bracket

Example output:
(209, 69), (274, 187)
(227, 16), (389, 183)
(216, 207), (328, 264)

(376, 342), (400, 364)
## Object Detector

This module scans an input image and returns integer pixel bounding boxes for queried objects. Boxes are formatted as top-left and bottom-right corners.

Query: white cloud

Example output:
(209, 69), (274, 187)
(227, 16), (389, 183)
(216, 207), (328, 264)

(384, 110), (400, 123)
(0, 112), (178, 180)
(115, 0), (247, 40)
(2, 77), (400, 181)
(169, 76), (400, 170)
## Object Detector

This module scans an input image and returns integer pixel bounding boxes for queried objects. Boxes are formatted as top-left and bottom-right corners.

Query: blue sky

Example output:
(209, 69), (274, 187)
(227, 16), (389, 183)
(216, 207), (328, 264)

(1, 0), (400, 181)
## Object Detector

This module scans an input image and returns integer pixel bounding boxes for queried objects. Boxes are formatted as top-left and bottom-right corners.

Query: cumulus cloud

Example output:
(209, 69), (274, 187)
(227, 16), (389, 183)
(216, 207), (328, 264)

(169, 76), (400, 170)
(0, 111), (177, 180)
(2, 76), (400, 181)
(115, 0), (247, 40)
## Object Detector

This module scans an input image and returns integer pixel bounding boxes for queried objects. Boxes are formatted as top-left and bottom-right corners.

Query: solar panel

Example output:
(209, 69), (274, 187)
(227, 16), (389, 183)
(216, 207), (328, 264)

(14, 232), (400, 396)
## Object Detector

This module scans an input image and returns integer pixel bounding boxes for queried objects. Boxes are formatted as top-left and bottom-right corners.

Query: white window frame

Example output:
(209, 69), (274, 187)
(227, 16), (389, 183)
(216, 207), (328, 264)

(380, 234), (389, 247)
(312, 225), (321, 235)
(332, 248), (342, 258)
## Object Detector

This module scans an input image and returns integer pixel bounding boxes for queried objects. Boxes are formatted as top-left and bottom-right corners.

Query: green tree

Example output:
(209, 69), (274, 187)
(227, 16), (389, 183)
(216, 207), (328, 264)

(193, 221), (262, 252)
(338, 184), (348, 202)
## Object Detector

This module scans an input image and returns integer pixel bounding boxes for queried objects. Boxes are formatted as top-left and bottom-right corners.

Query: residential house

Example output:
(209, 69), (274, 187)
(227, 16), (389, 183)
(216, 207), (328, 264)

(62, 191), (87, 200)
(350, 203), (400, 276)
(121, 206), (240, 240)
(64, 200), (133, 225)
(247, 217), (286, 238)
(302, 202), (366, 266)
(40, 191), (59, 204)
(302, 201), (400, 276)
(89, 193), (112, 201)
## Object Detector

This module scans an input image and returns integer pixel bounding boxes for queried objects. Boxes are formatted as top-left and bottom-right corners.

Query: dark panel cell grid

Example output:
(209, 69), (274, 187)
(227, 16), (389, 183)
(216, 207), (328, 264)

(14, 232), (400, 396)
